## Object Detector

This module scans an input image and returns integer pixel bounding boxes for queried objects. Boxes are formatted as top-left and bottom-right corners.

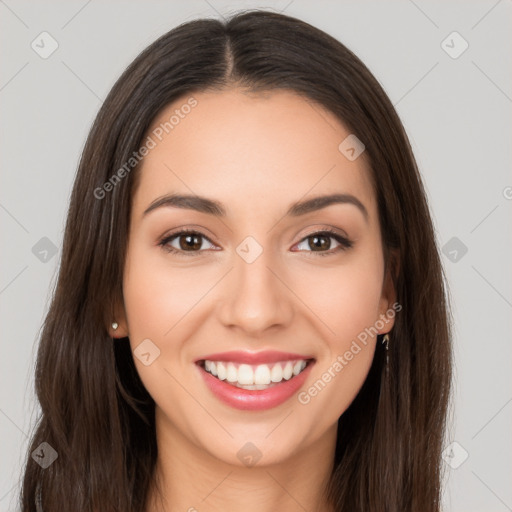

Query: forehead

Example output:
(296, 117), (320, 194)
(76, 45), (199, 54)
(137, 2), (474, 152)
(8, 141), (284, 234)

(133, 88), (375, 221)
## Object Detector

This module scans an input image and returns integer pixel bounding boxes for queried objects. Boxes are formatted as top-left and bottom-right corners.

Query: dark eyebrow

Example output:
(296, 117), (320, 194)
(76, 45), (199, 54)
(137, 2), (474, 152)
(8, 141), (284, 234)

(143, 193), (369, 222)
(143, 194), (225, 217)
(287, 193), (368, 222)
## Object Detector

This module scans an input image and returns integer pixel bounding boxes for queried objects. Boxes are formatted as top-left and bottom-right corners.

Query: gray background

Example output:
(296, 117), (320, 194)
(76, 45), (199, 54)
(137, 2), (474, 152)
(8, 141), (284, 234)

(1, 1), (511, 510)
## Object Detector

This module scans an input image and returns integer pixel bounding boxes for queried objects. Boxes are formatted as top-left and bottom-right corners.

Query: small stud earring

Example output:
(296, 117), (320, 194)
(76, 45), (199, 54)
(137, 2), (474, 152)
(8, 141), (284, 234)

(112, 322), (119, 330)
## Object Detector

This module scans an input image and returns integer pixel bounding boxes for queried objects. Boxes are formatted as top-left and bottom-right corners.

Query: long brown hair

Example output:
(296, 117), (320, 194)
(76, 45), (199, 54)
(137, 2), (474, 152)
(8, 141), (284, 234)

(19, 10), (452, 511)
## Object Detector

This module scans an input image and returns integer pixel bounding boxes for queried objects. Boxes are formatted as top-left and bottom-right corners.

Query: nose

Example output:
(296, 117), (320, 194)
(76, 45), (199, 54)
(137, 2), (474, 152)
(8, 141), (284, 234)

(217, 245), (294, 338)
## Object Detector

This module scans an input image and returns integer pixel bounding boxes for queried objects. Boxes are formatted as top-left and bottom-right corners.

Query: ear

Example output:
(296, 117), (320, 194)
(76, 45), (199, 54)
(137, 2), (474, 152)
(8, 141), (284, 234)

(108, 296), (129, 339)
(377, 248), (400, 334)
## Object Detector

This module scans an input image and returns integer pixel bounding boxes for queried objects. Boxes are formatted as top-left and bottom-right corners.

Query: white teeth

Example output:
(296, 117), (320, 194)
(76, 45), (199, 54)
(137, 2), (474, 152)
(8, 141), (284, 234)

(283, 361), (293, 380)
(226, 362), (238, 382)
(202, 358), (310, 388)
(293, 360), (306, 375)
(270, 363), (283, 383)
(237, 364), (254, 385)
(254, 364), (271, 385)
(216, 362), (227, 380)
(233, 382), (273, 390)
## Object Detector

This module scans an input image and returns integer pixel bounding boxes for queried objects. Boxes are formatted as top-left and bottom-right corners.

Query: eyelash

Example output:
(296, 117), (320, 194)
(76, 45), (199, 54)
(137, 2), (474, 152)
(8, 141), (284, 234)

(158, 227), (353, 257)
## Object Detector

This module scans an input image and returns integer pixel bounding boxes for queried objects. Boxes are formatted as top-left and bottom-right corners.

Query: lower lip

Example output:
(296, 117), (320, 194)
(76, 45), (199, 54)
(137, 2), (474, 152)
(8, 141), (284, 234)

(197, 361), (314, 411)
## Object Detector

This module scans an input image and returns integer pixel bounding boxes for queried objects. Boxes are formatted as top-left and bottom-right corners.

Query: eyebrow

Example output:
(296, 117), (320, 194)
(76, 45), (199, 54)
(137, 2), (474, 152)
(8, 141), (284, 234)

(143, 193), (369, 222)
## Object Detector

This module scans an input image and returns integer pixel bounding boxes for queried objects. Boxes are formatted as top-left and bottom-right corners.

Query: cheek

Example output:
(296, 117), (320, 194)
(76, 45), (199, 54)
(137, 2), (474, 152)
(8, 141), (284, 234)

(294, 253), (384, 345)
(291, 252), (383, 416)
(122, 243), (210, 343)
(121, 248), (201, 408)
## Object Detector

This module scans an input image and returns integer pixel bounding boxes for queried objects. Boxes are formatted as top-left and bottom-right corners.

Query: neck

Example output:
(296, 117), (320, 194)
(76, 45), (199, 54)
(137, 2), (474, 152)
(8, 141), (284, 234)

(145, 409), (337, 512)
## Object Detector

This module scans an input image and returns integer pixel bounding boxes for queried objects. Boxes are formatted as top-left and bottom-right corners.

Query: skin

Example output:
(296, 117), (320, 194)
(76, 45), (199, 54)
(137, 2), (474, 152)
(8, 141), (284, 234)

(110, 88), (396, 512)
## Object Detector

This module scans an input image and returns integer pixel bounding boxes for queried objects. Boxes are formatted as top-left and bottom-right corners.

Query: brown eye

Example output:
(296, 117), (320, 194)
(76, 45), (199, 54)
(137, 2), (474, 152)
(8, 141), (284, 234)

(294, 230), (353, 256)
(158, 230), (216, 256)
(306, 233), (332, 251)
(176, 233), (203, 251)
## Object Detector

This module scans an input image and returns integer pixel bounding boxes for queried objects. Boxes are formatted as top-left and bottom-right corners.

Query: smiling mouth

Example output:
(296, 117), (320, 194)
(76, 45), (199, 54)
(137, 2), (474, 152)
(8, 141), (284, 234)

(197, 358), (315, 390)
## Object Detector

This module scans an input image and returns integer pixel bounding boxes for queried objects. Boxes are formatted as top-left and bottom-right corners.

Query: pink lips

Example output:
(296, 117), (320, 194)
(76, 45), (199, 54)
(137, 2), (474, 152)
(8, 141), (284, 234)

(196, 350), (314, 365)
(195, 350), (315, 411)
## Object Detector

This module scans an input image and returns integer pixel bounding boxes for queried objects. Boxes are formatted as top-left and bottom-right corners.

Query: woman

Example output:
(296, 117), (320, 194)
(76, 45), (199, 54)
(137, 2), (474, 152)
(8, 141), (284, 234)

(20, 9), (452, 512)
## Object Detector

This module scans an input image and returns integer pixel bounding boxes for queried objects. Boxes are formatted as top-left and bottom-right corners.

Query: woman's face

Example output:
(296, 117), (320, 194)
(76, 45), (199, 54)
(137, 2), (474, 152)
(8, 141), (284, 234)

(113, 88), (396, 467)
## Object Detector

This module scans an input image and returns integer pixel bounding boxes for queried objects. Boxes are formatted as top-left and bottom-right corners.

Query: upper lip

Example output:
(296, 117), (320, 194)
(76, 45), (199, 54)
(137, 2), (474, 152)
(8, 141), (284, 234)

(195, 350), (315, 365)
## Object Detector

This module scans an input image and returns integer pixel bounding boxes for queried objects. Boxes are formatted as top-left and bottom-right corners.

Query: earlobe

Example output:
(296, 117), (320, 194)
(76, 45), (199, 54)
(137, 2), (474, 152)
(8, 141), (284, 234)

(108, 298), (128, 338)
(378, 249), (400, 333)
(109, 320), (128, 338)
